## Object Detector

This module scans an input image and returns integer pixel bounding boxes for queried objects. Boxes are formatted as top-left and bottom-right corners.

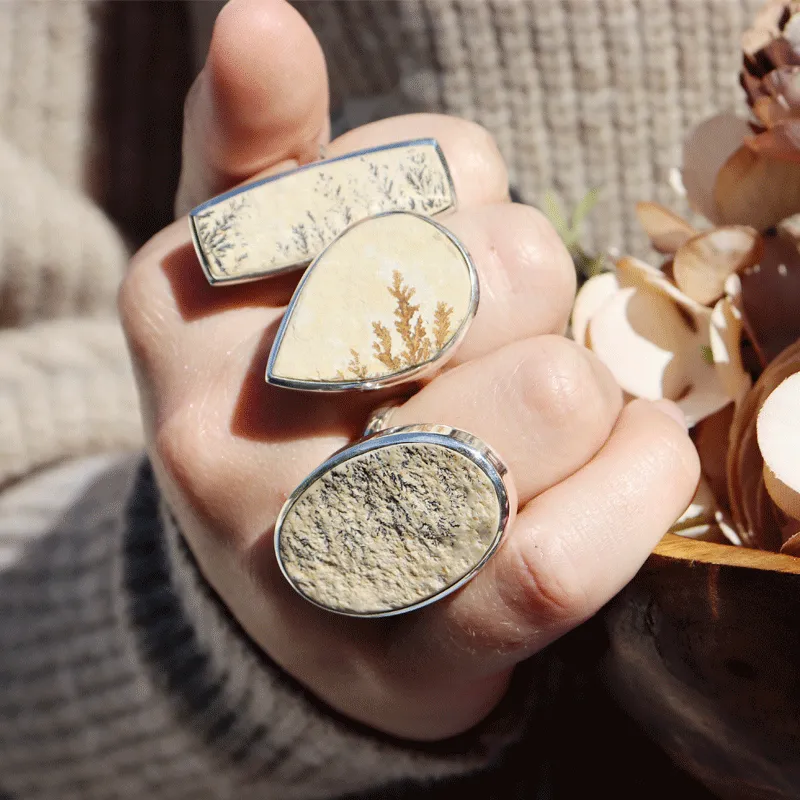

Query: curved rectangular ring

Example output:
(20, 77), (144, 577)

(189, 138), (457, 285)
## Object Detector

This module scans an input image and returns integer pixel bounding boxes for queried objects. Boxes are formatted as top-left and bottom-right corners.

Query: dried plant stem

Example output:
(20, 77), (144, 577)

(740, 307), (770, 371)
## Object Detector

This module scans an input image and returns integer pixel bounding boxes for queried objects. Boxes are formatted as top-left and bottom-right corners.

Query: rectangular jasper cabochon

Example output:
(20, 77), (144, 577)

(190, 140), (455, 284)
(268, 213), (474, 386)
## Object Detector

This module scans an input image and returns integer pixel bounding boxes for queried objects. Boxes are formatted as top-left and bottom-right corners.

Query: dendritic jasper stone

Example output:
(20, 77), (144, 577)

(275, 427), (510, 616)
(189, 139), (456, 284)
(267, 212), (477, 390)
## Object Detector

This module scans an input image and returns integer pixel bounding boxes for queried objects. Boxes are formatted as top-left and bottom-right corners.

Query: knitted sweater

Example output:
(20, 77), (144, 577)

(0, 1), (758, 797)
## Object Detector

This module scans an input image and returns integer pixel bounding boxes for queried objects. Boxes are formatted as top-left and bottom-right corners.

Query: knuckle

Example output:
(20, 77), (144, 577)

(505, 534), (592, 628)
(454, 120), (510, 202)
(644, 407), (702, 491)
(117, 252), (151, 343)
(153, 407), (204, 494)
(153, 404), (226, 525)
(118, 223), (183, 364)
(526, 207), (577, 302)
(516, 336), (613, 432)
(502, 204), (577, 314)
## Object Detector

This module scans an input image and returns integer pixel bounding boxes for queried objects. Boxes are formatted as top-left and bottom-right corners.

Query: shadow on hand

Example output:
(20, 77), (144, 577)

(230, 322), (380, 444)
(161, 241), (300, 321)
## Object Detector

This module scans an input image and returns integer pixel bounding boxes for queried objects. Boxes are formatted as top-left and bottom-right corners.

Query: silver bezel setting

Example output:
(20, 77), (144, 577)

(274, 424), (514, 618)
(189, 138), (458, 286)
(265, 210), (479, 392)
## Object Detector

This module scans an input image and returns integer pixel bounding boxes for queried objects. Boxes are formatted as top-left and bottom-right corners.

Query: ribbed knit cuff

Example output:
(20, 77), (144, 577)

(0, 453), (540, 799)
(125, 459), (536, 799)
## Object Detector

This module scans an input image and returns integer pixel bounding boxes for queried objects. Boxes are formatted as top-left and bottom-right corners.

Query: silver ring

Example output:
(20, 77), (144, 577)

(274, 424), (516, 617)
(189, 138), (457, 285)
(265, 210), (478, 393)
(362, 402), (400, 437)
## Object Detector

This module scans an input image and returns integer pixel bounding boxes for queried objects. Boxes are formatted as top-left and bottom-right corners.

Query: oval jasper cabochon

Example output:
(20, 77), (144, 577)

(267, 213), (476, 388)
(276, 435), (504, 615)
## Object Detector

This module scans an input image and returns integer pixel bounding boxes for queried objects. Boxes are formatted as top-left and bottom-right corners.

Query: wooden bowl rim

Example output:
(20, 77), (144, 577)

(652, 533), (800, 574)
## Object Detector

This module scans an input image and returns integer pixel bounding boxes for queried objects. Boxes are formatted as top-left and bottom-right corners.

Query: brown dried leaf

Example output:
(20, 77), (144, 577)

(742, 1), (787, 56)
(780, 527), (800, 555)
(740, 233), (800, 362)
(634, 201), (697, 254)
(752, 96), (791, 128)
(709, 276), (752, 406)
(616, 255), (711, 318)
(571, 272), (619, 347)
(714, 144), (800, 231)
(693, 404), (735, 512)
(683, 113), (752, 223)
(587, 281), (727, 427)
(673, 227), (763, 305)
(747, 119), (800, 163)
(778, 212), (800, 241)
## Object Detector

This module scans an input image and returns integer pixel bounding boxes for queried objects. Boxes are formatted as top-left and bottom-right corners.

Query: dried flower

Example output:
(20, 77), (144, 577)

(742, 1), (800, 162)
(565, 0), (800, 555)
(572, 223), (751, 427)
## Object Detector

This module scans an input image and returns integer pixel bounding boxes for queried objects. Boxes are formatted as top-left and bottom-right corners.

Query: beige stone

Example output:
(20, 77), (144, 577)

(190, 141), (455, 283)
(277, 441), (502, 615)
(268, 213), (474, 387)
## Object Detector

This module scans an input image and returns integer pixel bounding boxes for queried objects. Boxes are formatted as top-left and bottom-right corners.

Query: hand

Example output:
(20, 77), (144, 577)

(119, 0), (700, 742)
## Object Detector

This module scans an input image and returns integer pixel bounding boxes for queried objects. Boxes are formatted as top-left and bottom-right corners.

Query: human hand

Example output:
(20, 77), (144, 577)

(119, 0), (700, 742)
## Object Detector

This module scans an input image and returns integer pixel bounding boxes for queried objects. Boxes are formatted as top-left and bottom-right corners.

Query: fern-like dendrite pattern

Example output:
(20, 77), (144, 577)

(194, 145), (453, 280)
(340, 271), (454, 380)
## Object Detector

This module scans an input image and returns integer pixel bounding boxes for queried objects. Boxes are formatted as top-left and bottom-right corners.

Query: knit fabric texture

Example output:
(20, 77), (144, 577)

(0, 1), (768, 798)
(298, 0), (765, 258)
(0, 0), (768, 485)
(0, 456), (544, 798)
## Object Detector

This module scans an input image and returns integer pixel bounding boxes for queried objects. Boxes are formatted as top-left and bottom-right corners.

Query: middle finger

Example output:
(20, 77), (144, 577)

(123, 200), (575, 411)
(387, 335), (623, 506)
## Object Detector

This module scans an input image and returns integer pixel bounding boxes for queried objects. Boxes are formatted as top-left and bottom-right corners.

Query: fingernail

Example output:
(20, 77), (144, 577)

(651, 399), (688, 431)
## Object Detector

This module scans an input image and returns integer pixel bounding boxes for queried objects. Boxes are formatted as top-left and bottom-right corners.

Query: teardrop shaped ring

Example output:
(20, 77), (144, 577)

(265, 211), (478, 393)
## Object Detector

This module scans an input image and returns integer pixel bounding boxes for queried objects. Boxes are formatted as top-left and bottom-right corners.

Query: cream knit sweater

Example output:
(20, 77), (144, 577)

(0, 1), (759, 798)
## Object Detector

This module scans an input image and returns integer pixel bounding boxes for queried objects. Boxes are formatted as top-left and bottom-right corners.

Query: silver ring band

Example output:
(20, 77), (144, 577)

(362, 401), (401, 437)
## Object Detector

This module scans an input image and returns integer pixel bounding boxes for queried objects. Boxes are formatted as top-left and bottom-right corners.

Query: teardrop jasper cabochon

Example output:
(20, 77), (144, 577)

(266, 212), (479, 391)
(274, 425), (516, 617)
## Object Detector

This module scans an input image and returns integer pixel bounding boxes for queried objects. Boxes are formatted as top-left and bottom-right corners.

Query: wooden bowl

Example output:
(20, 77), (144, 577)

(601, 534), (800, 800)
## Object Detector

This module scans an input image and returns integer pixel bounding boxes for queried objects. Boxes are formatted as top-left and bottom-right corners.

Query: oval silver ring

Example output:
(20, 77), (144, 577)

(274, 424), (516, 618)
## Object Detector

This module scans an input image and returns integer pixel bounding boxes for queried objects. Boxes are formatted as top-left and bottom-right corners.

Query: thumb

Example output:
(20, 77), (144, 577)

(175, 0), (330, 216)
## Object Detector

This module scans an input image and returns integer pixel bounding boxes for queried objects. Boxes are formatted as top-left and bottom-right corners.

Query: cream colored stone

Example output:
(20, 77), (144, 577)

(278, 442), (502, 615)
(190, 141), (455, 283)
(269, 213), (474, 386)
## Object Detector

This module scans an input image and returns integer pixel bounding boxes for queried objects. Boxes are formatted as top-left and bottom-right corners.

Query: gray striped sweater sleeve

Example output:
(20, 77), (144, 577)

(0, 455), (528, 799)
